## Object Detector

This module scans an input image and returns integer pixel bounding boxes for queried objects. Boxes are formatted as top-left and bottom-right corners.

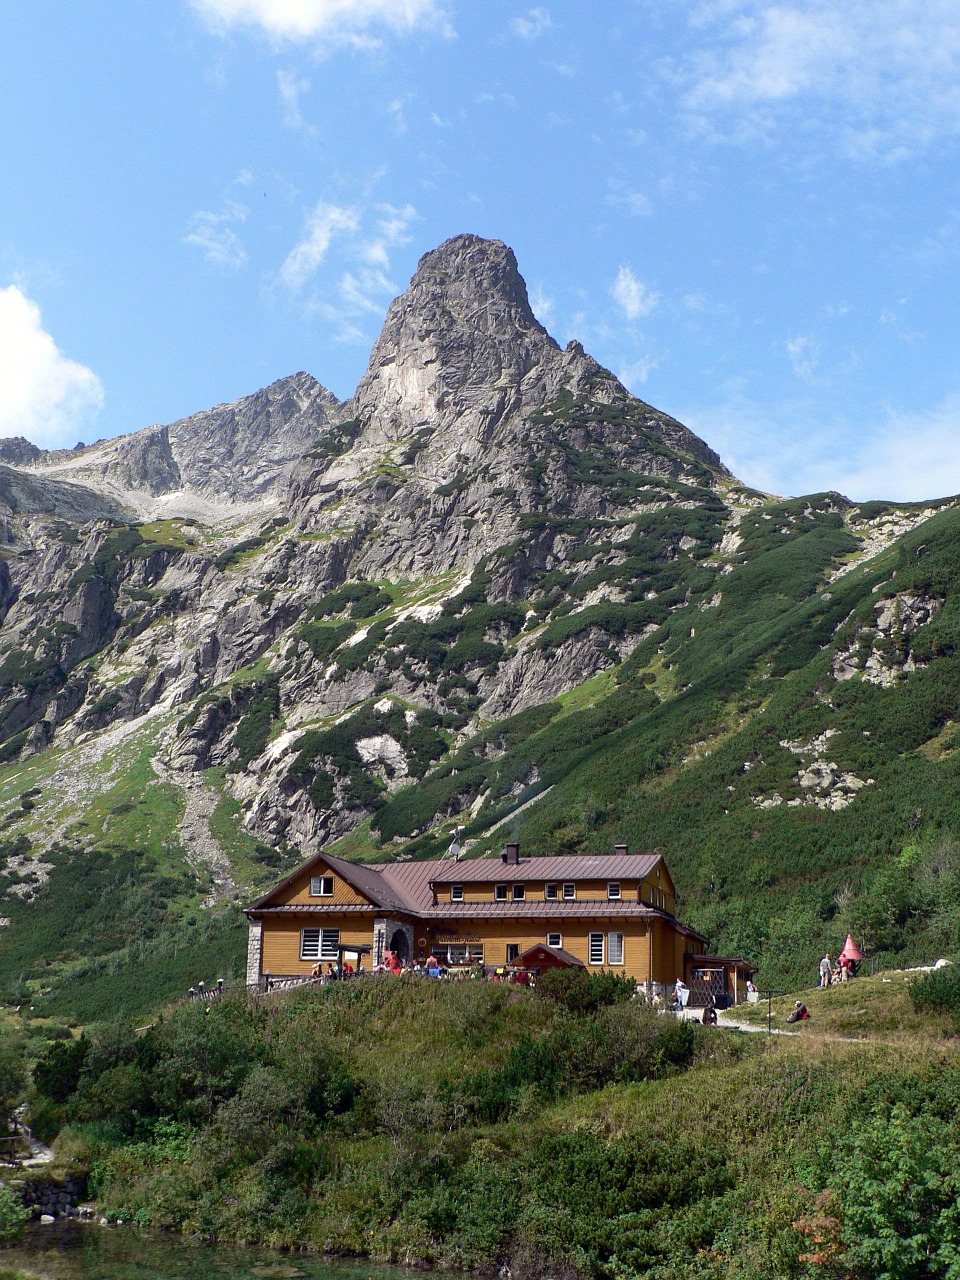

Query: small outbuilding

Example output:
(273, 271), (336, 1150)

(684, 954), (755, 1008)
(512, 943), (586, 974)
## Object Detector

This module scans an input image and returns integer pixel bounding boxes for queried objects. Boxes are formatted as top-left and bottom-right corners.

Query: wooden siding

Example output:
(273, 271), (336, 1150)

(261, 914), (376, 973)
(256, 911), (697, 984)
(434, 878), (645, 905)
(269, 860), (371, 907)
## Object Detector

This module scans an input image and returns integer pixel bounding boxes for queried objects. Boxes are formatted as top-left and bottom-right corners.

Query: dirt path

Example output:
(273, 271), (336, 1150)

(151, 753), (237, 905)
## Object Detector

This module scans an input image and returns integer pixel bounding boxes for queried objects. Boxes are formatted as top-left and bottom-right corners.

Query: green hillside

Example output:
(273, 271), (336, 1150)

(12, 975), (960, 1279)
(1, 490), (960, 1014)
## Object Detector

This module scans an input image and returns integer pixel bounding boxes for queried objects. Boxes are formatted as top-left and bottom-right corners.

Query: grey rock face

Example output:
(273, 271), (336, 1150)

(166, 372), (342, 503)
(0, 465), (124, 522)
(0, 232), (743, 859)
(289, 234), (729, 580)
(0, 372), (342, 514)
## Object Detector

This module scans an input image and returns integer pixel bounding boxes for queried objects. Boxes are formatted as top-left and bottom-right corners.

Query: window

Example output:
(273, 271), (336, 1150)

(450, 885), (463, 901)
(441, 943), (483, 965)
(494, 883), (508, 901)
(310, 875), (334, 897)
(607, 882), (621, 900)
(506, 944), (520, 963)
(588, 933), (605, 965)
(562, 882), (576, 900)
(544, 883), (558, 900)
(512, 883), (525, 900)
(546, 932), (562, 949)
(608, 932), (624, 966)
(301, 928), (340, 960)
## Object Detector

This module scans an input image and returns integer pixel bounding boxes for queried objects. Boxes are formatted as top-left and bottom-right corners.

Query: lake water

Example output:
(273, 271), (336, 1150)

(2, 1222), (456, 1280)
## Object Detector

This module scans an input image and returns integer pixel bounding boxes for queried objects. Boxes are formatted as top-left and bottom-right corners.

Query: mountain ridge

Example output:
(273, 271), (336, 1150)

(0, 234), (955, 1015)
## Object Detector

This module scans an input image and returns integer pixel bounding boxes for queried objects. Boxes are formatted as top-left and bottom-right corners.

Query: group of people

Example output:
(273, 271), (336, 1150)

(818, 952), (857, 986)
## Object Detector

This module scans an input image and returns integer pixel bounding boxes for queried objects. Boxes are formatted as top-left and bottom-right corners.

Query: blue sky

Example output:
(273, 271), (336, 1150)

(2, 1), (960, 500)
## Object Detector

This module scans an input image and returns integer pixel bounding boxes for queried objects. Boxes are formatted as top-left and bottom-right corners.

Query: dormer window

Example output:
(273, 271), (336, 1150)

(607, 882), (621, 900)
(494, 884), (508, 901)
(512, 884), (525, 900)
(562, 882), (576, 900)
(450, 885), (463, 902)
(544, 883), (558, 900)
(310, 876), (334, 897)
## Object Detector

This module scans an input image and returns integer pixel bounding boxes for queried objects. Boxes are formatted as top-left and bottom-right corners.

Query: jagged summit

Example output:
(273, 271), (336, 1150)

(349, 233), (562, 449)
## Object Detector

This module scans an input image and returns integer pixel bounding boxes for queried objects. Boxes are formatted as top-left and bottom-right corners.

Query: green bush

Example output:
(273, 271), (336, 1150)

(909, 965), (960, 1027)
(535, 968), (635, 1014)
(0, 1185), (28, 1243)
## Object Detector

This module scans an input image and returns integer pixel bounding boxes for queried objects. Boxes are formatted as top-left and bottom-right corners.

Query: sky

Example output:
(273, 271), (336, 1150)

(3, 2), (960, 501)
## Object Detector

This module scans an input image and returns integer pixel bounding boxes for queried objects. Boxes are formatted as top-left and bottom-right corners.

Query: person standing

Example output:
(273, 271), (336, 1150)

(819, 954), (832, 987)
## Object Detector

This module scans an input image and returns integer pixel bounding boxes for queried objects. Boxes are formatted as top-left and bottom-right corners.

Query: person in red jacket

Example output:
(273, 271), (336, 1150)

(786, 1000), (810, 1023)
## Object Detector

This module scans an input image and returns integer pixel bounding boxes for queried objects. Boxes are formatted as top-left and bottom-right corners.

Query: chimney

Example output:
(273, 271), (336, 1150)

(501, 842), (520, 865)
(613, 843), (628, 856)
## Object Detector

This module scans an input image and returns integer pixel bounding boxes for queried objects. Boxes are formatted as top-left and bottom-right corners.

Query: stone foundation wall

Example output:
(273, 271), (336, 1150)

(246, 918), (263, 986)
(14, 1172), (87, 1219)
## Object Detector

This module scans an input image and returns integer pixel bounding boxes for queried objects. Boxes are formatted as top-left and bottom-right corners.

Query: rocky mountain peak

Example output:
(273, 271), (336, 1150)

(349, 234), (563, 449)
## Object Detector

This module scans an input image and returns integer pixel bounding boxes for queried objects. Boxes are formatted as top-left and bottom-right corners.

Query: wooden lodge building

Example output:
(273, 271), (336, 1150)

(245, 842), (754, 1003)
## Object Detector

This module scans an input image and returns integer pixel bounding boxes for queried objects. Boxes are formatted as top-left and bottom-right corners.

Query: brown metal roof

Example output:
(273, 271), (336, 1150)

(248, 904), (382, 915)
(692, 954), (756, 970)
(428, 852), (662, 885)
(247, 849), (699, 938)
(515, 943), (585, 968)
(378, 859), (440, 913)
(421, 901), (664, 920)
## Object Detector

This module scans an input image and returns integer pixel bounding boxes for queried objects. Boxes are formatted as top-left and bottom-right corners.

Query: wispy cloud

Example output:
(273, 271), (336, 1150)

(183, 199), (248, 268)
(278, 198), (417, 340)
(360, 202), (417, 268)
(786, 334), (819, 378)
(620, 354), (658, 388)
(607, 182), (652, 217)
(611, 266), (659, 320)
(529, 285), (555, 329)
(191, 0), (451, 46)
(277, 69), (316, 134)
(280, 202), (359, 292)
(681, 0), (960, 159)
(510, 6), (552, 39)
(0, 284), (104, 448)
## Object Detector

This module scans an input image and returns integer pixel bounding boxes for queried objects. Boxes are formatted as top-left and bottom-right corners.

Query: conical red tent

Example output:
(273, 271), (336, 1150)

(839, 933), (862, 961)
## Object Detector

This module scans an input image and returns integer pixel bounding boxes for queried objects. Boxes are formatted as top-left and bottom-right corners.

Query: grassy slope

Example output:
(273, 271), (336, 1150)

(29, 978), (960, 1279)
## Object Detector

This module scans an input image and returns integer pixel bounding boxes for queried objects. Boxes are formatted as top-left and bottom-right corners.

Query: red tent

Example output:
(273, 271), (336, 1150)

(839, 933), (862, 961)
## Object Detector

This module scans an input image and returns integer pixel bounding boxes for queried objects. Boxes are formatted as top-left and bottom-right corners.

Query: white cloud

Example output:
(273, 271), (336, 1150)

(280, 201), (359, 291)
(620, 355), (658, 388)
(611, 266), (659, 320)
(529, 285), (554, 329)
(280, 198), (417, 338)
(386, 96), (408, 133)
(359, 202), (417, 268)
(607, 185), (652, 217)
(184, 199), (248, 268)
(191, 0), (450, 44)
(277, 69), (316, 133)
(786, 334), (819, 378)
(682, 0), (960, 157)
(684, 390), (960, 502)
(0, 285), (103, 448)
(510, 6), (552, 39)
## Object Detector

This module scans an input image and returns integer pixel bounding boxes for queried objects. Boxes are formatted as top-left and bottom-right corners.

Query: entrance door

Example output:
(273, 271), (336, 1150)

(390, 928), (409, 963)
